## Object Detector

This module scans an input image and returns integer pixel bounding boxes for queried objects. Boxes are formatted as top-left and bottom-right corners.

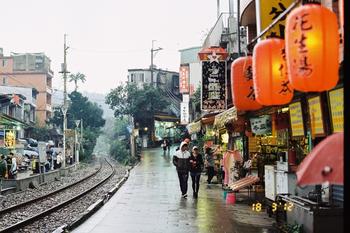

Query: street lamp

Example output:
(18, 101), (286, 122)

(74, 120), (81, 164)
(61, 105), (68, 168)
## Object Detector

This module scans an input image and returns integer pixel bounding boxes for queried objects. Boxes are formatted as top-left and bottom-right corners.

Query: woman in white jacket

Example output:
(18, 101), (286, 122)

(172, 141), (191, 198)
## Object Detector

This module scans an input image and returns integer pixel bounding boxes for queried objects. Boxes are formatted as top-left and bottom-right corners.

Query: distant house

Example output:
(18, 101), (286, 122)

(0, 49), (54, 126)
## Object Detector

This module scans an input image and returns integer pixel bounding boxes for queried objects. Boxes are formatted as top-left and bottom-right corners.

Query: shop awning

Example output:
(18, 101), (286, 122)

(0, 113), (29, 129)
(296, 132), (343, 186)
(213, 107), (238, 130)
(154, 114), (179, 122)
(186, 121), (201, 135)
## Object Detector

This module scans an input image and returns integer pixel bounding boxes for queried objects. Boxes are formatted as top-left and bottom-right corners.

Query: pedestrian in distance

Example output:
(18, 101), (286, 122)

(189, 146), (204, 198)
(56, 152), (62, 169)
(9, 153), (17, 179)
(162, 139), (167, 155)
(166, 139), (171, 153)
(172, 141), (191, 198)
(0, 154), (8, 179)
(205, 147), (215, 184)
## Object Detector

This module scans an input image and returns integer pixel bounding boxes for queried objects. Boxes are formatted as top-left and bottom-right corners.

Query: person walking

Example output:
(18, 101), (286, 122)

(205, 147), (215, 184)
(162, 139), (167, 155)
(172, 141), (190, 198)
(189, 146), (204, 198)
(166, 139), (171, 153)
(9, 153), (17, 179)
(57, 152), (62, 169)
(0, 154), (8, 179)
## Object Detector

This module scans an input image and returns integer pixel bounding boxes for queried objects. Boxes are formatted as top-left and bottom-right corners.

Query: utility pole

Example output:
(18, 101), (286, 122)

(217, 0), (220, 19)
(150, 40), (162, 87)
(59, 34), (70, 168)
(237, 0), (241, 55)
(80, 119), (84, 154)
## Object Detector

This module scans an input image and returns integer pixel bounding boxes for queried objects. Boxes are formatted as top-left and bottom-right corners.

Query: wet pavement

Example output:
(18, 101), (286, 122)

(73, 147), (277, 233)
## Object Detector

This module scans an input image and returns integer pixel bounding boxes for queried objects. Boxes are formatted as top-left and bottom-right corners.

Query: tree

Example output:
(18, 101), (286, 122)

(106, 83), (169, 129)
(69, 72), (86, 91)
(49, 91), (105, 160)
(50, 91), (105, 129)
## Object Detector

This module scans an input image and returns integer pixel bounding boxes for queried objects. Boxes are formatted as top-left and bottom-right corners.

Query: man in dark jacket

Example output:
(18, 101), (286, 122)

(173, 141), (190, 198)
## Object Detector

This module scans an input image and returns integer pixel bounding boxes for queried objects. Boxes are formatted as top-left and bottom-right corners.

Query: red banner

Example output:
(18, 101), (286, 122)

(179, 66), (189, 93)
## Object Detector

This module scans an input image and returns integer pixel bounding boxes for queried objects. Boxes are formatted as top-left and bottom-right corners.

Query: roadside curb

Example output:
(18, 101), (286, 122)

(52, 163), (136, 233)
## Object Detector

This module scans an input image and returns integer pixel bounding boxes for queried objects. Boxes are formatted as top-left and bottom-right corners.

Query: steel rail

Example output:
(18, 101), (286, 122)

(0, 161), (102, 215)
(0, 158), (115, 233)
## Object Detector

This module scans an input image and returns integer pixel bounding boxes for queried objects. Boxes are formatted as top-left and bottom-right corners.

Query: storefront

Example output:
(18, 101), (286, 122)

(0, 113), (27, 155)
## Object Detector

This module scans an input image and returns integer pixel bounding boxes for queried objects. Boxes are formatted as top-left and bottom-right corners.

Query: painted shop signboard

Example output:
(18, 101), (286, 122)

(329, 88), (343, 133)
(250, 115), (272, 135)
(259, 0), (294, 38)
(289, 101), (304, 137)
(201, 53), (227, 110)
(308, 96), (324, 136)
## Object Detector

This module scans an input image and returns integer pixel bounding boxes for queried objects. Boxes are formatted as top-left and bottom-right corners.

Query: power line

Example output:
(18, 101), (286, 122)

(70, 47), (147, 54)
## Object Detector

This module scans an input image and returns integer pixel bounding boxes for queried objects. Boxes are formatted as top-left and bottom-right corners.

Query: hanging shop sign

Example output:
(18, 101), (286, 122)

(190, 84), (195, 96)
(198, 46), (229, 61)
(179, 65), (190, 93)
(289, 101), (304, 137)
(253, 38), (293, 106)
(182, 94), (190, 103)
(250, 115), (272, 135)
(213, 107), (238, 130)
(180, 102), (189, 125)
(248, 136), (258, 153)
(329, 88), (343, 133)
(187, 121), (201, 135)
(201, 54), (227, 111)
(258, 0), (294, 38)
(285, 4), (339, 92)
(308, 96), (325, 136)
(231, 56), (262, 111)
(4, 130), (16, 148)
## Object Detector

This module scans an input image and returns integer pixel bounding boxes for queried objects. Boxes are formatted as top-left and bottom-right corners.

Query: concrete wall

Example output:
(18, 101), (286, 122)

(2, 164), (78, 192)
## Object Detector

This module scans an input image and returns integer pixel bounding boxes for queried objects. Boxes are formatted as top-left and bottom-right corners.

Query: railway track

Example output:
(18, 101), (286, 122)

(0, 158), (115, 233)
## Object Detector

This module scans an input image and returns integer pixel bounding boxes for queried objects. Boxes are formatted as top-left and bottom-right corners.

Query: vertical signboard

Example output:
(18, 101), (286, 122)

(179, 66), (189, 93)
(180, 102), (189, 125)
(182, 94), (190, 103)
(289, 102), (304, 137)
(189, 84), (195, 96)
(308, 96), (324, 136)
(329, 88), (343, 133)
(201, 57), (227, 110)
(258, 0), (294, 38)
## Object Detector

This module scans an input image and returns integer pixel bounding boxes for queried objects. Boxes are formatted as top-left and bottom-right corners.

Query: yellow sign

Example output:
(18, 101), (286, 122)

(5, 130), (16, 148)
(289, 102), (304, 137)
(308, 96), (324, 136)
(329, 88), (343, 133)
(259, 0), (294, 38)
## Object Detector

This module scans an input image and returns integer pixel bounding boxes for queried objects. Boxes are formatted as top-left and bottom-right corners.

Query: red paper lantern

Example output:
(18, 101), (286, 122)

(231, 56), (262, 111)
(285, 4), (340, 92)
(253, 38), (294, 106)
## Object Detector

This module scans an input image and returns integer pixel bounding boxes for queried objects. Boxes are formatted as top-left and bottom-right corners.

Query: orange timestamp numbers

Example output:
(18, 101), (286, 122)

(251, 202), (294, 212)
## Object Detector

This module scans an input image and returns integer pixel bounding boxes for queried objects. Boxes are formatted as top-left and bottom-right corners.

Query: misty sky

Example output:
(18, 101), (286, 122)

(1, 0), (230, 94)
